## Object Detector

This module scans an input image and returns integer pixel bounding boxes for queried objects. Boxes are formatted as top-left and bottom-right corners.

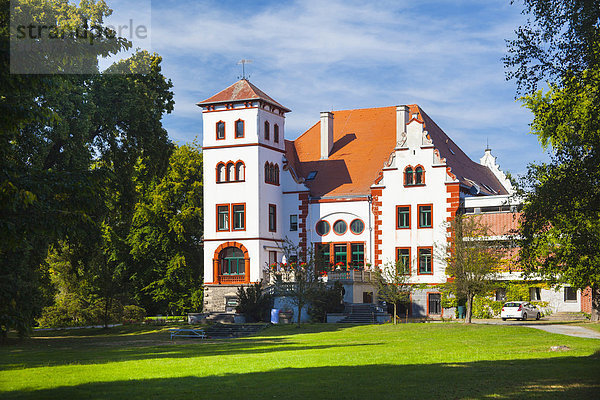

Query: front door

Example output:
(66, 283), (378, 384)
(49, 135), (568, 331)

(363, 291), (373, 303)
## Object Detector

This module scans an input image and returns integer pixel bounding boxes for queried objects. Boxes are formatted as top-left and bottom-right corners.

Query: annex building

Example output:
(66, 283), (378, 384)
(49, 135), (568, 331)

(198, 79), (588, 319)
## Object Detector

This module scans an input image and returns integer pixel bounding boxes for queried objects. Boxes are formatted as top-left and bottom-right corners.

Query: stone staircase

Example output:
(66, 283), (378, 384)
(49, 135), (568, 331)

(337, 304), (381, 324)
(543, 312), (589, 322)
(203, 323), (269, 339)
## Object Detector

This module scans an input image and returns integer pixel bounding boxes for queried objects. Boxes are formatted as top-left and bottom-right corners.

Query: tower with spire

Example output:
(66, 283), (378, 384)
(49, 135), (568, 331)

(197, 79), (290, 312)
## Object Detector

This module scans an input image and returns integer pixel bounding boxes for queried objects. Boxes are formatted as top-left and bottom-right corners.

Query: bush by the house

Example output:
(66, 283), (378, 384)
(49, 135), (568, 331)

(236, 281), (273, 322)
(308, 281), (345, 323)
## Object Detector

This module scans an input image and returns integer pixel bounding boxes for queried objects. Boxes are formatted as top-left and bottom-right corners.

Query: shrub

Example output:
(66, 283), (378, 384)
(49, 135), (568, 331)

(122, 305), (146, 323)
(236, 281), (273, 322)
(308, 281), (345, 323)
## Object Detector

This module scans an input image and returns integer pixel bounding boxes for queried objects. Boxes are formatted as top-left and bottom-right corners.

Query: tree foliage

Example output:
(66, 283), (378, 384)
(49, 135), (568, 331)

(444, 215), (501, 323)
(129, 144), (204, 315)
(504, 0), (600, 93)
(373, 261), (411, 324)
(506, 0), (600, 322)
(0, 0), (177, 336)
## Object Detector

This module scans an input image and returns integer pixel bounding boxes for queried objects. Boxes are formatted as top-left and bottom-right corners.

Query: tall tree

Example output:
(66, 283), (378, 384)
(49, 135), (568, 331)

(506, 0), (600, 321)
(129, 144), (204, 315)
(1, 0), (174, 336)
(444, 215), (501, 324)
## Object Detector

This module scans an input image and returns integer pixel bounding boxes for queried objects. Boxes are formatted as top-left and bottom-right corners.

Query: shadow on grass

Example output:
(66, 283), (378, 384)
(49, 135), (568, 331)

(2, 355), (600, 400)
(0, 337), (383, 371)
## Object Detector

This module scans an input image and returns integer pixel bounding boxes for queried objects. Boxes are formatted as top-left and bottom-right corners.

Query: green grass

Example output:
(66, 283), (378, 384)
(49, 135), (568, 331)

(1, 323), (599, 399)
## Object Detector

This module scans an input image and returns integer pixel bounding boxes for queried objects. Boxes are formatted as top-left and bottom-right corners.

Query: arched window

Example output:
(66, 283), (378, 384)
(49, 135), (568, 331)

(415, 166), (424, 184)
(226, 162), (235, 182)
(274, 164), (279, 184)
(274, 124), (279, 143)
(264, 121), (270, 140)
(219, 247), (245, 275)
(217, 163), (226, 182)
(405, 166), (414, 185)
(235, 162), (245, 181)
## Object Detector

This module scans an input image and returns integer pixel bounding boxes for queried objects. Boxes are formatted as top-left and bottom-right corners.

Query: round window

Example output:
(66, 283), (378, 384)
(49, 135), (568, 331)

(333, 220), (347, 235)
(315, 220), (330, 236)
(350, 219), (364, 234)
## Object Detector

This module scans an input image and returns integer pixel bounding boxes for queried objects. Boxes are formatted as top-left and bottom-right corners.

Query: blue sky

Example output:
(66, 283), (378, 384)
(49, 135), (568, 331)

(104, 0), (549, 176)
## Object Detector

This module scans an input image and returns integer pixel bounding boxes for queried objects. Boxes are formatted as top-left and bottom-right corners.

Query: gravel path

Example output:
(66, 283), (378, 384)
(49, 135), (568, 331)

(522, 324), (600, 339)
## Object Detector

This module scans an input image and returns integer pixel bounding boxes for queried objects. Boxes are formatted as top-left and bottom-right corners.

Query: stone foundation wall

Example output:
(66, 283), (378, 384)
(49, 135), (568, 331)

(203, 284), (252, 313)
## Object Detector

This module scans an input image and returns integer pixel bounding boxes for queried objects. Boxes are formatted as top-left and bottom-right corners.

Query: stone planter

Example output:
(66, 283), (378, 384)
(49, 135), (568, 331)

(234, 314), (246, 323)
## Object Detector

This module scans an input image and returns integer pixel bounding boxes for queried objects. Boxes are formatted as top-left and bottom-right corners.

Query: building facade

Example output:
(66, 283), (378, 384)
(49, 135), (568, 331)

(199, 79), (586, 317)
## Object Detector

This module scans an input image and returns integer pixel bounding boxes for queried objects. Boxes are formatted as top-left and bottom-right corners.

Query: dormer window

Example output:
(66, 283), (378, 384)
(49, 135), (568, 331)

(216, 121), (225, 140)
(264, 121), (270, 140)
(306, 171), (318, 181)
(235, 119), (245, 138)
(274, 124), (279, 143)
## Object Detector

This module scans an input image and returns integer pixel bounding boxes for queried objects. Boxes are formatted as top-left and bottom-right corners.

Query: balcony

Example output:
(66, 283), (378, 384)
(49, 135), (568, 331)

(326, 270), (375, 283)
(217, 274), (247, 284)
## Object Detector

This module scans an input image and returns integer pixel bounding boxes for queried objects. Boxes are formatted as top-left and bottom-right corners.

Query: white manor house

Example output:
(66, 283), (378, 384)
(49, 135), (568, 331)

(198, 79), (589, 319)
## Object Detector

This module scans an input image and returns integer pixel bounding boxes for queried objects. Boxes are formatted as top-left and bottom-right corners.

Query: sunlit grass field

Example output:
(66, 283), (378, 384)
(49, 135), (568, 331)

(1, 323), (599, 399)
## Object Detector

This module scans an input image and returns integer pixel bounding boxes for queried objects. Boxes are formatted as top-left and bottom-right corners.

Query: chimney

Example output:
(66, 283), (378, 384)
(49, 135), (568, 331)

(320, 111), (334, 159)
(396, 105), (409, 147)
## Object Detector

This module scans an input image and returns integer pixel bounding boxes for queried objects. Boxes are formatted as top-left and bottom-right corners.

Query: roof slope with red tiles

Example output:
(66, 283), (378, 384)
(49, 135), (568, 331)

(287, 105), (508, 198)
(198, 79), (290, 112)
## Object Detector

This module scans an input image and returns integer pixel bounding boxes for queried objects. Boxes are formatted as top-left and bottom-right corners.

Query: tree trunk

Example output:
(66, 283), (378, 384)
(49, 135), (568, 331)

(591, 285), (600, 323)
(465, 294), (474, 324)
(296, 301), (302, 327)
(393, 303), (397, 325)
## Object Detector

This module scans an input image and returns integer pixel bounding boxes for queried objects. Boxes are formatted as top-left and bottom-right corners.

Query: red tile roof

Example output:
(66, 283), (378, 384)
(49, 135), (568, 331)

(287, 105), (508, 198)
(198, 79), (290, 112)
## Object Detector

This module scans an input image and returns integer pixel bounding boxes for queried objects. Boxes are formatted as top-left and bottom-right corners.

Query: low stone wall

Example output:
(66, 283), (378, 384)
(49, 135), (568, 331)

(203, 284), (252, 313)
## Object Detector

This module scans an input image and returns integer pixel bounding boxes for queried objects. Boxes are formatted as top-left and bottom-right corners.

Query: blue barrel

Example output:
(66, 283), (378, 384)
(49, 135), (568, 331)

(270, 308), (280, 324)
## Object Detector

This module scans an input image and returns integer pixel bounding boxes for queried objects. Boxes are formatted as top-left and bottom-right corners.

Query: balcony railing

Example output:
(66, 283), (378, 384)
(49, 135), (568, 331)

(218, 274), (246, 284)
(327, 270), (375, 282)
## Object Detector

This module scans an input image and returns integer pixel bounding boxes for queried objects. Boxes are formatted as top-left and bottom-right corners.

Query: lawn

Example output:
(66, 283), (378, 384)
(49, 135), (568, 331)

(1, 323), (599, 399)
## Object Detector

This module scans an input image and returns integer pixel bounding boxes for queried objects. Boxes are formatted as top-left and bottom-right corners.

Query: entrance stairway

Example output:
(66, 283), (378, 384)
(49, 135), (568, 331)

(337, 304), (383, 324)
(203, 323), (268, 339)
(543, 312), (589, 322)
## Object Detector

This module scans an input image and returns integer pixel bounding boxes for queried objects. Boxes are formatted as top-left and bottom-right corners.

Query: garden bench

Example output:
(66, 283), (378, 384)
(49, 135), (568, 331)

(169, 328), (207, 340)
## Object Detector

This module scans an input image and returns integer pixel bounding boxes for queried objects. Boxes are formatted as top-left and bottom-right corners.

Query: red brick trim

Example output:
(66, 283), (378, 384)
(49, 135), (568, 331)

(371, 188), (383, 267)
(212, 241), (250, 284)
(298, 192), (309, 256)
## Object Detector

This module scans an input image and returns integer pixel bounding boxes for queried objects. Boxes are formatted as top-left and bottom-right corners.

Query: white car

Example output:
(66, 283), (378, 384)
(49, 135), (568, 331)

(501, 301), (541, 321)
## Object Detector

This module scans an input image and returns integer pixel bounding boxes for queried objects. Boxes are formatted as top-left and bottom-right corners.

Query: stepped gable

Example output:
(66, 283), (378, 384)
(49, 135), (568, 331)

(197, 79), (290, 112)
(286, 105), (507, 198)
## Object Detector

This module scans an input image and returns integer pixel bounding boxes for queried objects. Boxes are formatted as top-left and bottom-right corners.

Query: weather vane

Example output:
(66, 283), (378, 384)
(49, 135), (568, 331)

(237, 59), (253, 80)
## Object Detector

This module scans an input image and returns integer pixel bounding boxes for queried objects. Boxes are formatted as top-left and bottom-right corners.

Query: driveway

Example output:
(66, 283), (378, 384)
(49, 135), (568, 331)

(472, 319), (600, 339)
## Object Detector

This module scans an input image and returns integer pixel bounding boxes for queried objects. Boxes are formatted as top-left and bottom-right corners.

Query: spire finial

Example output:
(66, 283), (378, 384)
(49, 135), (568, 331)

(485, 137), (491, 152)
(237, 59), (253, 80)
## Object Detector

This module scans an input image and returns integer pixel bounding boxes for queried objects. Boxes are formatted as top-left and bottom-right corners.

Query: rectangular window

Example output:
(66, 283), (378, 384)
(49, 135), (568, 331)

(232, 204), (245, 230)
(428, 293), (442, 315)
(289, 214), (298, 231)
(217, 205), (229, 231)
(418, 247), (432, 274)
(315, 243), (330, 272)
(396, 247), (411, 274)
(268, 204), (277, 232)
(418, 204), (432, 228)
(216, 121), (225, 139)
(396, 205), (410, 229)
(334, 244), (347, 265)
(235, 120), (244, 138)
(351, 243), (364, 267)
(529, 287), (541, 301)
(269, 251), (277, 266)
(564, 287), (577, 302)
